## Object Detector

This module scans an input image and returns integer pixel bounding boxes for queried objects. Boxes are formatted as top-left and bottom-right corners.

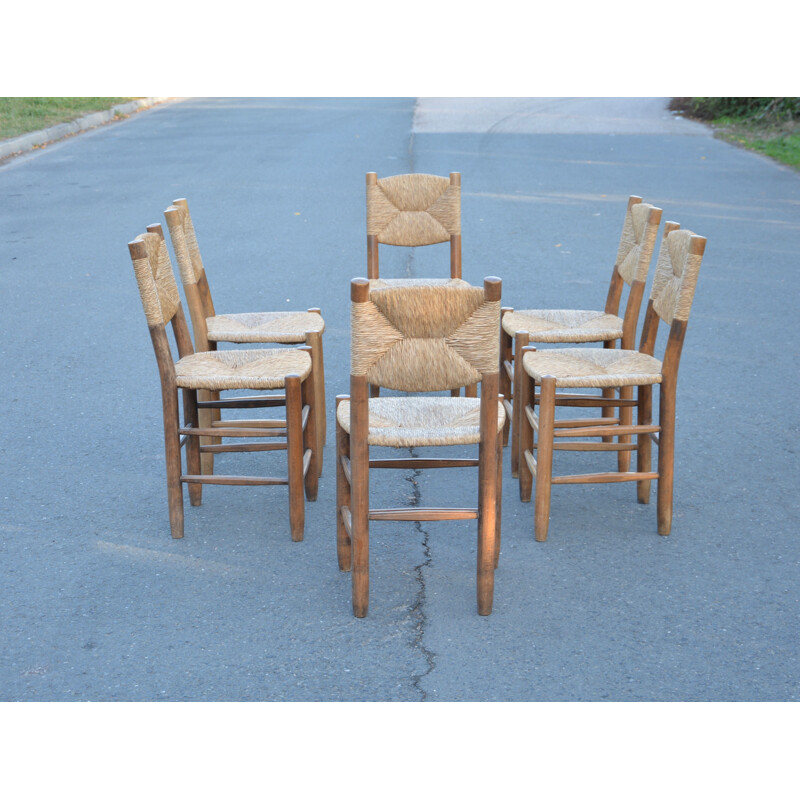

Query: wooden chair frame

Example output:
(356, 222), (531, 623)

(501, 196), (662, 476)
(128, 231), (318, 541)
(162, 199), (326, 477)
(517, 225), (706, 541)
(336, 277), (503, 617)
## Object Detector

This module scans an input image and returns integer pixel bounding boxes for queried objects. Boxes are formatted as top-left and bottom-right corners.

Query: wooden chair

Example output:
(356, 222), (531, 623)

(336, 277), (505, 617)
(128, 228), (318, 541)
(501, 196), (662, 476)
(163, 198), (326, 475)
(366, 170), (475, 397)
(517, 223), (706, 541)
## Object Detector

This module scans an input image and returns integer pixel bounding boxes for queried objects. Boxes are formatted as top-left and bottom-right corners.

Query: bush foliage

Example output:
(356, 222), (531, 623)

(671, 97), (800, 122)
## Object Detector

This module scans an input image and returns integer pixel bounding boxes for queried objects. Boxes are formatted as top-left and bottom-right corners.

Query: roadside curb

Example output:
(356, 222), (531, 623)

(0, 97), (177, 161)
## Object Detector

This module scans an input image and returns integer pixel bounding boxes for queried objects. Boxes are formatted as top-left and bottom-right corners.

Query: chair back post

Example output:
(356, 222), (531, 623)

(449, 172), (462, 279)
(172, 198), (216, 318)
(479, 275), (502, 443)
(638, 221), (681, 356)
(659, 234), (707, 383)
(604, 196), (642, 316)
(164, 206), (212, 352)
(618, 204), (663, 349)
(366, 174), (380, 278)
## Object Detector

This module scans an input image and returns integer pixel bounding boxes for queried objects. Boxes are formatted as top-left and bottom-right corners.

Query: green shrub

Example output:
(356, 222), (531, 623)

(671, 97), (800, 122)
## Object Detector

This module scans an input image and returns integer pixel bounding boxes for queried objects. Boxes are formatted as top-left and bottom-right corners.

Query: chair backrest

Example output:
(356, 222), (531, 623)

(366, 172), (462, 279)
(605, 196), (663, 348)
(639, 222), (707, 372)
(350, 277), (500, 392)
(163, 199), (215, 351)
(128, 227), (195, 368)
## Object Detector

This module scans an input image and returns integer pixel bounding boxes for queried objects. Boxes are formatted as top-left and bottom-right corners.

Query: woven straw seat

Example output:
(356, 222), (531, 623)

(521, 348), (662, 389)
(206, 311), (325, 344)
(501, 196), (662, 477)
(337, 278), (504, 617)
(516, 225), (707, 543)
(337, 396), (505, 448)
(502, 308), (623, 343)
(176, 348), (311, 391)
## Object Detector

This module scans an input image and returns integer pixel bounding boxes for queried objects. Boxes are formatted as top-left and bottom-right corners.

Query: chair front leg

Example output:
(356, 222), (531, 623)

(617, 385), (634, 471)
(285, 374), (305, 542)
(306, 329), (325, 476)
(350, 379), (370, 617)
(301, 372), (319, 502)
(518, 363), (535, 504)
(161, 382), (184, 539)
(499, 310), (513, 446)
(636, 383), (652, 504)
(601, 339), (616, 440)
(534, 376), (556, 542)
(494, 426), (503, 569)
(183, 388), (203, 507)
(335, 396), (352, 571)
(657, 378), (676, 536)
(511, 331), (530, 478)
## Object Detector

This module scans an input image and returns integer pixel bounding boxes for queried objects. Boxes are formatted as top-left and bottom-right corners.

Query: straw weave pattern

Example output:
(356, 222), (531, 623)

(650, 229), (703, 324)
(131, 232), (181, 327)
(174, 200), (205, 282)
(522, 347), (663, 388)
(336, 396), (505, 447)
(502, 308), (623, 342)
(164, 203), (199, 287)
(369, 278), (470, 289)
(615, 202), (660, 285)
(351, 285), (500, 391)
(207, 311), (325, 343)
(367, 173), (460, 246)
(175, 348), (311, 391)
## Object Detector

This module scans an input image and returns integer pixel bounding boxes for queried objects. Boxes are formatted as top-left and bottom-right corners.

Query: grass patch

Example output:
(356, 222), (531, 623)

(670, 97), (800, 170)
(0, 97), (134, 141)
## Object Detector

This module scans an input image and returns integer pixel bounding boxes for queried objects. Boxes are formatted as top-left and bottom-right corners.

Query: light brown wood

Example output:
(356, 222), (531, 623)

(518, 368), (534, 504)
(369, 458), (479, 469)
(534, 377), (556, 542)
(511, 334), (531, 477)
(335, 395), (352, 571)
(369, 508), (479, 521)
(499, 308), (513, 445)
(637, 383), (653, 504)
(301, 366), (318, 501)
(285, 374), (305, 542)
(181, 475), (289, 486)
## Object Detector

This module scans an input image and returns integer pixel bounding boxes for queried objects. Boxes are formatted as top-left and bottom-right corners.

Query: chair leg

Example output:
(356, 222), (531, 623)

(618, 385), (634, 471)
(285, 374), (305, 542)
(161, 383), (184, 539)
(197, 388), (215, 476)
(534, 376), (556, 542)
(183, 389), (203, 507)
(657, 379), (676, 536)
(518, 369), (534, 503)
(494, 427), (503, 569)
(335, 397), (352, 572)
(637, 384), (652, 504)
(464, 382), (478, 398)
(301, 373), (318, 502)
(601, 340), (616, 442)
(477, 377), (499, 616)
(307, 330), (325, 476)
(511, 332), (530, 478)
(499, 324), (512, 446)
(350, 382), (370, 617)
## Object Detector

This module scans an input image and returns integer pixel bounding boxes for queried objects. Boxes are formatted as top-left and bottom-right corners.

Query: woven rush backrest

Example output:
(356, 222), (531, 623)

(167, 198), (205, 285)
(351, 283), (500, 392)
(650, 228), (705, 325)
(367, 173), (460, 246)
(130, 231), (181, 327)
(614, 200), (661, 285)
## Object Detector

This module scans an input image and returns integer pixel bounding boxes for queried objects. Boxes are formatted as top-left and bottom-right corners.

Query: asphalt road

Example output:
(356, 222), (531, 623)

(1, 97), (798, 701)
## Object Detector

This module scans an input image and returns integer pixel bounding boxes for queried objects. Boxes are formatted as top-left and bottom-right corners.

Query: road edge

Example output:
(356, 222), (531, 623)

(0, 97), (179, 162)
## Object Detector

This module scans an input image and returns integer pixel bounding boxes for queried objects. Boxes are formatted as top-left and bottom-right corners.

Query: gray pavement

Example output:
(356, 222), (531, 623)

(1, 97), (798, 701)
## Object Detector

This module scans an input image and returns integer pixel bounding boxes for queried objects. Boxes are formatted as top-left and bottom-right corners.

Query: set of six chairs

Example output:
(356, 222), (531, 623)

(128, 172), (706, 617)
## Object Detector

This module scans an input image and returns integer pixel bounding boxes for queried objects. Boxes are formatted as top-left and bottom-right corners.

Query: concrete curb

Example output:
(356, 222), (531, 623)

(0, 97), (176, 161)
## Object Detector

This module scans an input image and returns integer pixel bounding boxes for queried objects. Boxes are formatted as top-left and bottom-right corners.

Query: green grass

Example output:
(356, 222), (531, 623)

(0, 97), (134, 141)
(669, 98), (800, 171)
